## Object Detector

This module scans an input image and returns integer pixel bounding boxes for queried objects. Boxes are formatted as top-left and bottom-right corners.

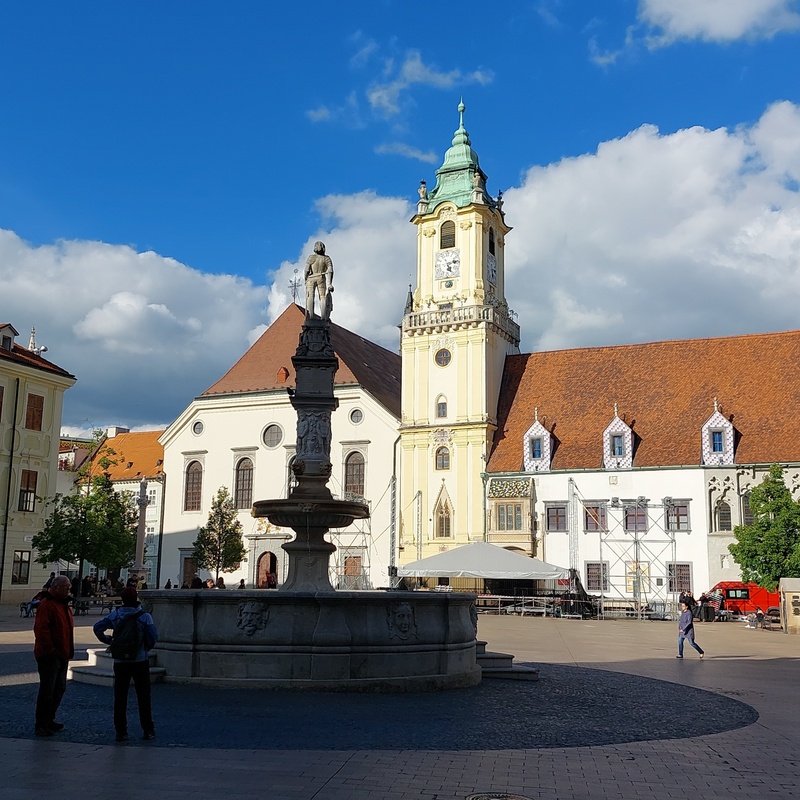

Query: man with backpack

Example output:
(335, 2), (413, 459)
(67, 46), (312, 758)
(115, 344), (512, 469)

(93, 587), (158, 742)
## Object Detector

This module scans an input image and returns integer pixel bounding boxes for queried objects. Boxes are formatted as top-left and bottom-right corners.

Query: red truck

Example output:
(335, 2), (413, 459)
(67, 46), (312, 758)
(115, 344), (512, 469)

(708, 581), (780, 617)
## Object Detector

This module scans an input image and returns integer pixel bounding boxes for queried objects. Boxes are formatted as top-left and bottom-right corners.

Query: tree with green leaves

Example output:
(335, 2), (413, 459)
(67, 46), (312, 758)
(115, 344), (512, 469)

(33, 473), (138, 594)
(729, 464), (800, 591)
(192, 487), (246, 581)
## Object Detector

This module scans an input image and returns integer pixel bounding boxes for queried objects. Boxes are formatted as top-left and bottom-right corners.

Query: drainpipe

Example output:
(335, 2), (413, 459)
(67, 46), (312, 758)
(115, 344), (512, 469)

(481, 472), (488, 542)
(0, 378), (21, 601)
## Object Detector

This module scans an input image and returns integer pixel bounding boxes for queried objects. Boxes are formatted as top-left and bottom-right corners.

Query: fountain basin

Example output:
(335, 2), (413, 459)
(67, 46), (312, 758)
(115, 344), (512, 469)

(143, 590), (480, 692)
(252, 498), (369, 530)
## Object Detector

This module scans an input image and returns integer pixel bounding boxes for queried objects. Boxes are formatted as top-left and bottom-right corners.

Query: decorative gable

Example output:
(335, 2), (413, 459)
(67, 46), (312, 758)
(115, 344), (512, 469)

(522, 408), (552, 472)
(603, 405), (633, 469)
(701, 399), (735, 465)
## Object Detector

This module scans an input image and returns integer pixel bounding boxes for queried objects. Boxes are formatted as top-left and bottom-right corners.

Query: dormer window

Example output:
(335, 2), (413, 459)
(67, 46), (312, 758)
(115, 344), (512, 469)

(0, 323), (18, 351)
(523, 409), (552, 472)
(1, 335), (11, 351)
(701, 399), (735, 465)
(603, 405), (633, 469)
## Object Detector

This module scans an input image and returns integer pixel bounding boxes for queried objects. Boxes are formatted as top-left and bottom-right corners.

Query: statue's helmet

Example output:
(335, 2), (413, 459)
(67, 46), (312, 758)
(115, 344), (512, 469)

(314, 241), (325, 254)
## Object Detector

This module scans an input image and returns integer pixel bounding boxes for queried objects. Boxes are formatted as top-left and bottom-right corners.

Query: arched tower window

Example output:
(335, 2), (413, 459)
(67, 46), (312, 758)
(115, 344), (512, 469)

(344, 451), (365, 496)
(184, 461), (203, 512)
(436, 396), (447, 418)
(440, 220), (456, 249)
(489, 227), (495, 255)
(435, 446), (450, 470)
(234, 457), (253, 509)
(435, 501), (452, 538)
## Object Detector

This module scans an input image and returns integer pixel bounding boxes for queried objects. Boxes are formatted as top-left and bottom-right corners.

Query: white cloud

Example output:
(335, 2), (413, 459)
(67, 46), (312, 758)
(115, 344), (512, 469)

(375, 142), (438, 163)
(0, 234), (267, 429)
(7, 102), (800, 432)
(639, 0), (800, 44)
(504, 101), (800, 351)
(367, 51), (493, 117)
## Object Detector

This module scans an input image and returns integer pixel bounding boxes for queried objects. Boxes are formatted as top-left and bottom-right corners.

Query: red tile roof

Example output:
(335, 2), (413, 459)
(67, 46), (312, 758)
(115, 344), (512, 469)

(0, 342), (75, 380)
(488, 330), (800, 472)
(88, 430), (166, 482)
(203, 304), (401, 417)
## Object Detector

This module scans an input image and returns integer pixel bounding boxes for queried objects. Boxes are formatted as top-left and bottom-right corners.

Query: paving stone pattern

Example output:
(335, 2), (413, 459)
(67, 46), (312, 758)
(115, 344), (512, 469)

(0, 663), (757, 749)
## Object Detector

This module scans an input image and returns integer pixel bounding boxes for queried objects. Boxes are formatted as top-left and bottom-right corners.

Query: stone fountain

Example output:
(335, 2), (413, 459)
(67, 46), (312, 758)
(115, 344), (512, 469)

(144, 243), (480, 690)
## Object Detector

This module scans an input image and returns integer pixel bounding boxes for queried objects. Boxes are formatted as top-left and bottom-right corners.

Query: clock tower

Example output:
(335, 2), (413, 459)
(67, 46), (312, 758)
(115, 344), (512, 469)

(399, 102), (520, 567)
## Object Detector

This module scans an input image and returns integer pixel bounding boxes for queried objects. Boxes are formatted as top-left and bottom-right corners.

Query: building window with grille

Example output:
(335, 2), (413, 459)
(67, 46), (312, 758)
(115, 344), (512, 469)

(147, 488), (157, 506)
(546, 504), (567, 532)
(611, 434), (625, 457)
(583, 504), (607, 532)
(436, 399), (447, 418)
(497, 503), (523, 531)
(25, 393), (44, 431)
(716, 501), (732, 531)
(440, 220), (456, 249)
(435, 502), (452, 538)
(345, 451), (365, 497)
(235, 457), (254, 509)
(435, 446), (450, 470)
(624, 506), (648, 532)
(742, 493), (754, 526)
(184, 461), (203, 512)
(710, 430), (724, 453)
(18, 469), (37, 512)
(530, 437), (542, 460)
(585, 561), (609, 592)
(12, 550), (31, 584)
(666, 502), (690, 531)
(667, 562), (692, 594)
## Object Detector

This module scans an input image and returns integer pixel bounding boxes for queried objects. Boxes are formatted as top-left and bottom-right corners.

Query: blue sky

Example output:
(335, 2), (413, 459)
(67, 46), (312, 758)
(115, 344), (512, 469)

(2, 1), (800, 431)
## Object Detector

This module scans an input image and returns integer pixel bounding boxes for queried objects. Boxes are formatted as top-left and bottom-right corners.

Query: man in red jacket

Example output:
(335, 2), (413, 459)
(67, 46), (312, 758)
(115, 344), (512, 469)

(33, 575), (74, 736)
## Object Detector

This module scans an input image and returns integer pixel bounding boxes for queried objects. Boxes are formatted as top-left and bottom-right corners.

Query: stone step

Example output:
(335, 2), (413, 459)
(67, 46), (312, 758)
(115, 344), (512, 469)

(69, 648), (165, 687)
(480, 665), (540, 681)
(477, 650), (515, 670)
(476, 639), (487, 655)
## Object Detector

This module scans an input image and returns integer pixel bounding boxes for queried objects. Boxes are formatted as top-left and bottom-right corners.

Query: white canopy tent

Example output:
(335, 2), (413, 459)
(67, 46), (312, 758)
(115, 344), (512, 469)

(397, 541), (569, 581)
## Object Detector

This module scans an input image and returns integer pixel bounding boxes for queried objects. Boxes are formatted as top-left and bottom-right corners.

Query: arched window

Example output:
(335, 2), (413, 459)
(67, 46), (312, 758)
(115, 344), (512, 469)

(436, 502), (451, 538)
(436, 397), (447, 418)
(184, 461), (203, 511)
(489, 227), (495, 255)
(440, 220), (456, 249)
(716, 501), (732, 531)
(345, 451), (365, 497)
(435, 446), (450, 470)
(235, 457), (253, 509)
(742, 493), (754, 526)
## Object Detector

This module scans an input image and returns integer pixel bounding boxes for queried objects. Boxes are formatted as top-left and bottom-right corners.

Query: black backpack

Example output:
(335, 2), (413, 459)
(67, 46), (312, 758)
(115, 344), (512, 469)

(109, 609), (145, 661)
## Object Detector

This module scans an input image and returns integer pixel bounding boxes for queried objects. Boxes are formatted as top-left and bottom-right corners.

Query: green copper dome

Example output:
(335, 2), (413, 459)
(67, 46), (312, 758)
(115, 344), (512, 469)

(425, 101), (495, 211)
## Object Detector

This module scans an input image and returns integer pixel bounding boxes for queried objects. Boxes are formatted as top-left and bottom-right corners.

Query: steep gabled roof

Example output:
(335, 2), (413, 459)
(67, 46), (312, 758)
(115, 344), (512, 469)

(202, 304), (401, 418)
(488, 330), (800, 473)
(89, 430), (166, 482)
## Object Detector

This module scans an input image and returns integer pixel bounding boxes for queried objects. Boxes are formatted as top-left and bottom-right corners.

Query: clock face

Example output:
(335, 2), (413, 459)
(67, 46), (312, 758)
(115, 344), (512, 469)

(487, 252), (497, 284)
(435, 248), (461, 279)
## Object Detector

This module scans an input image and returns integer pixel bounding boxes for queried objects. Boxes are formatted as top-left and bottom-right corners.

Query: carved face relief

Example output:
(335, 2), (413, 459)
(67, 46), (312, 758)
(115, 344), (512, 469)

(387, 601), (417, 640)
(237, 601), (269, 637)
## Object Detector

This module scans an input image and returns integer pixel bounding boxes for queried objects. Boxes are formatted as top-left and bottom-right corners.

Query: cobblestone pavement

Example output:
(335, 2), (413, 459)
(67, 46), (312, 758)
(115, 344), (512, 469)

(1, 607), (798, 799)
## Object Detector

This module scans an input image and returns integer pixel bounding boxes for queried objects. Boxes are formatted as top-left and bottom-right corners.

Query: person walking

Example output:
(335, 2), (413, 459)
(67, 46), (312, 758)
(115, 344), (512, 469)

(93, 587), (158, 742)
(676, 601), (705, 659)
(33, 575), (74, 736)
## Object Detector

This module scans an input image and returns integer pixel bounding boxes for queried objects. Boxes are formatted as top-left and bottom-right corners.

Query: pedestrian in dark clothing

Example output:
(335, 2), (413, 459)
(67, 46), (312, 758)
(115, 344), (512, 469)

(93, 587), (158, 742)
(42, 571), (56, 590)
(676, 601), (705, 659)
(33, 576), (74, 736)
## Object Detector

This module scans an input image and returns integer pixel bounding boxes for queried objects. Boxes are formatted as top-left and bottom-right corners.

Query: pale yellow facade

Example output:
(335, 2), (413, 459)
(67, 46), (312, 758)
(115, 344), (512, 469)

(399, 194), (519, 563)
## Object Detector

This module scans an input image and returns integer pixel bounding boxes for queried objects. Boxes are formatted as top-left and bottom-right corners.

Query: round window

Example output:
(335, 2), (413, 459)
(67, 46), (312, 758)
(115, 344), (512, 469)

(262, 424), (283, 448)
(192, 421), (204, 435)
(435, 348), (452, 367)
(350, 409), (363, 424)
